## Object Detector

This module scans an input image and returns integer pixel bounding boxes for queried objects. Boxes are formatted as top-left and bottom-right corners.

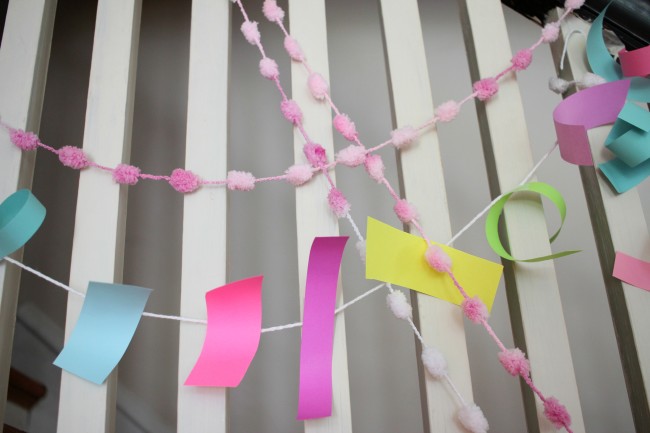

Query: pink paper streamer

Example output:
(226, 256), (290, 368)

(185, 275), (263, 387)
(613, 252), (650, 292)
(620, 45), (650, 78)
(553, 80), (630, 165)
(297, 236), (348, 420)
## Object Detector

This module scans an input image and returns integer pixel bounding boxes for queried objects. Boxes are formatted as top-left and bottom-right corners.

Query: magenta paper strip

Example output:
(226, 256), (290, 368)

(297, 236), (348, 420)
(553, 80), (630, 165)
(620, 46), (650, 78)
(613, 252), (650, 292)
(185, 275), (263, 387)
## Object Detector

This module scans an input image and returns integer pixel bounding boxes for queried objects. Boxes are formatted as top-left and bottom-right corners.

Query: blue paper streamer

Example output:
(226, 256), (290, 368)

(0, 190), (45, 258)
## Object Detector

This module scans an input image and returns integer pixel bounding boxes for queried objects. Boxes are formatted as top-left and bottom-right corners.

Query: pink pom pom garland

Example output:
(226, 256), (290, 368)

(58, 146), (90, 169)
(390, 125), (418, 149)
(169, 168), (201, 193)
(227, 170), (256, 191)
(473, 77), (499, 101)
(364, 154), (385, 182)
(498, 348), (530, 377)
(307, 73), (329, 100)
(285, 164), (314, 186)
(435, 100), (460, 123)
(336, 144), (367, 167)
(425, 244), (452, 273)
(544, 397), (572, 429)
(333, 113), (358, 141)
(9, 129), (40, 151)
(280, 99), (303, 125)
(262, 0), (285, 22)
(511, 48), (533, 71)
(394, 199), (418, 223)
(327, 187), (350, 218)
(259, 57), (280, 80)
(113, 164), (141, 185)
(240, 21), (261, 45)
(284, 36), (304, 62)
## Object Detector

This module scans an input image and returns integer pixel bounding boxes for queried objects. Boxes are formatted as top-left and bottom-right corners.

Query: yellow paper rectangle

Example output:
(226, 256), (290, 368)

(365, 217), (503, 312)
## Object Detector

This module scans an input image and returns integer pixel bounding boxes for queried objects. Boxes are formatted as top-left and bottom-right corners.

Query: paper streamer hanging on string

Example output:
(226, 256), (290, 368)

(0, 189), (45, 258)
(365, 217), (502, 311)
(297, 236), (348, 420)
(54, 282), (152, 384)
(613, 252), (650, 292)
(185, 275), (263, 387)
(620, 45), (650, 78)
(485, 182), (580, 262)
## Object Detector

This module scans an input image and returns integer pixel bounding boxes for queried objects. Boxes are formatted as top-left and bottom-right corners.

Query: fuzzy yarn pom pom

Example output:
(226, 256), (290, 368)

(421, 346), (447, 379)
(548, 77), (570, 94)
(263, 0), (285, 22)
(435, 100), (460, 123)
(425, 245), (452, 273)
(544, 397), (572, 429)
(327, 187), (350, 218)
(169, 168), (201, 193)
(394, 199), (418, 223)
(284, 36), (304, 62)
(308, 73), (329, 101)
(240, 21), (260, 45)
(356, 239), (366, 261)
(303, 142), (328, 167)
(564, 0), (585, 10)
(462, 296), (489, 324)
(336, 144), (366, 167)
(58, 146), (90, 169)
(511, 49), (533, 71)
(580, 72), (606, 88)
(285, 164), (313, 186)
(457, 404), (489, 433)
(113, 164), (140, 185)
(364, 154), (385, 182)
(387, 290), (412, 320)
(498, 348), (530, 377)
(541, 22), (560, 43)
(10, 129), (40, 151)
(281, 99), (303, 125)
(259, 57), (279, 80)
(390, 125), (418, 149)
(473, 77), (499, 101)
(227, 170), (256, 191)
(333, 114), (358, 141)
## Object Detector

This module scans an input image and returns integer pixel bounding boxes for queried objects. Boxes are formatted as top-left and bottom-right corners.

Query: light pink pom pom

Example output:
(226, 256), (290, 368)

(240, 21), (260, 45)
(390, 125), (418, 149)
(498, 348), (530, 377)
(394, 199), (418, 223)
(10, 129), (40, 151)
(421, 346), (447, 379)
(544, 397), (572, 429)
(580, 72), (607, 88)
(462, 296), (489, 324)
(473, 77), (499, 101)
(281, 99), (303, 125)
(284, 36), (304, 62)
(285, 164), (313, 186)
(387, 290), (412, 320)
(457, 404), (489, 433)
(263, 0), (285, 21)
(113, 164), (140, 185)
(169, 168), (201, 193)
(336, 145), (366, 167)
(308, 73), (329, 100)
(58, 146), (89, 169)
(327, 188), (350, 218)
(435, 100), (460, 123)
(542, 22), (560, 43)
(364, 154), (385, 182)
(259, 57), (279, 80)
(564, 0), (585, 10)
(511, 48), (533, 71)
(303, 142), (328, 167)
(227, 170), (256, 191)
(425, 245), (451, 273)
(549, 77), (570, 94)
(333, 114), (358, 141)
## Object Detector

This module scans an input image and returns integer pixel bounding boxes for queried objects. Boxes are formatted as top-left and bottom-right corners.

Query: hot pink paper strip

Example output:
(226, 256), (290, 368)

(184, 275), (263, 387)
(620, 45), (650, 78)
(553, 80), (630, 165)
(297, 236), (348, 420)
(613, 252), (650, 292)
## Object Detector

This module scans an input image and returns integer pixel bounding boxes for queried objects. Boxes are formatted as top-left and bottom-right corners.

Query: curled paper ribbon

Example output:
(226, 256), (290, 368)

(485, 182), (580, 262)
(0, 189), (46, 258)
(612, 252), (650, 292)
(620, 45), (650, 78)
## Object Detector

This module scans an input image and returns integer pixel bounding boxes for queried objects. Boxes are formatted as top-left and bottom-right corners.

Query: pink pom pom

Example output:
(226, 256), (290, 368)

(394, 199), (418, 223)
(259, 58), (279, 80)
(10, 129), (40, 151)
(364, 154), (385, 182)
(457, 404), (489, 433)
(285, 164), (313, 186)
(333, 114), (358, 141)
(58, 146), (89, 169)
(327, 187), (350, 218)
(303, 143), (328, 167)
(541, 22), (560, 43)
(498, 348), (530, 377)
(263, 0), (285, 21)
(308, 73), (329, 100)
(544, 397), (572, 429)
(284, 36), (304, 62)
(336, 145), (366, 167)
(113, 164), (140, 185)
(240, 21), (260, 45)
(564, 0), (585, 10)
(425, 245), (451, 273)
(435, 100), (460, 123)
(462, 296), (489, 324)
(511, 48), (533, 71)
(169, 168), (201, 193)
(281, 99), (303, 125)
(227, 170), (256, 191)
(473, 78), (499, 101)
(390, 126), (418, 149)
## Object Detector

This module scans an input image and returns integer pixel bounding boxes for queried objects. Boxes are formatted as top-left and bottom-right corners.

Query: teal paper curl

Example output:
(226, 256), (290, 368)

(0, 190), (46, 258)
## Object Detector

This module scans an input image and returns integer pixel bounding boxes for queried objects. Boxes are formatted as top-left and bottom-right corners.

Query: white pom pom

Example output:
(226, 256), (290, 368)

(421, 346), (447, 379)
(356, 239), (366, 262)
(548, 77), (570, 94)
(457, 404), (489, 433)
(386, 290), (412, 320)
(579, 72), (607, 88)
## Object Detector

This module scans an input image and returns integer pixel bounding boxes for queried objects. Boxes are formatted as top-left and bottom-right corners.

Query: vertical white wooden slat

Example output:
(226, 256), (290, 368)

(456, 1), (585, 432)
(551, 13), (650, 430)
(56, 0), (141, 431)
(378, 0), (474, 431)
(176, 0), (230, 431)
(288, 1), (353, 431)
(0, 0), (57, 423)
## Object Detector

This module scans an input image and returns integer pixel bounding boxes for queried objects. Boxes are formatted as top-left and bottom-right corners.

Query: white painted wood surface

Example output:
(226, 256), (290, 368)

(176, 0), (230, 431)
(289, 1), (353, 431)
(457, 1), (585, 432)
(56, 0), (141, 431)
(0, 0), (56, 424)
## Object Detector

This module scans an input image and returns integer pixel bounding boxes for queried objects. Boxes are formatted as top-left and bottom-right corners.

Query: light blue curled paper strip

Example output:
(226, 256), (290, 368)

(0, 189), (46, 258)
